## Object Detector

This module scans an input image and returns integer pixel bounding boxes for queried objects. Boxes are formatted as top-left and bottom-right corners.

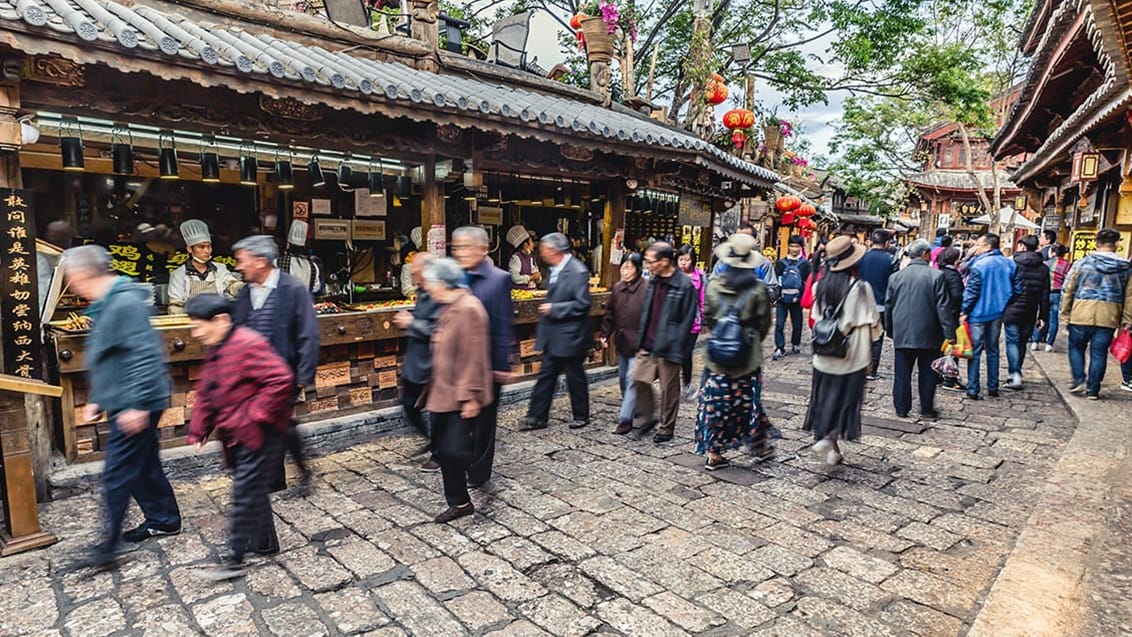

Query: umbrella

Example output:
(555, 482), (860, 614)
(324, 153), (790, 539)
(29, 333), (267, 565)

(969, 211), (1040, 230)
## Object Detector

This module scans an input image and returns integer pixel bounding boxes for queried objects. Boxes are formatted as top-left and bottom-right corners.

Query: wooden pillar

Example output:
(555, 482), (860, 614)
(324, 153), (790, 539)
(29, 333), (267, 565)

(420, 157), (444, 249)
(0, 376), (60, 555)
(410, 0), (439, 52)
(600, 180), (626, 291)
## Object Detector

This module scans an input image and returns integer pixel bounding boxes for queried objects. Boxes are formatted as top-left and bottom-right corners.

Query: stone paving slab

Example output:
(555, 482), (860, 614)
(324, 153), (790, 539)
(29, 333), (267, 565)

(1, 341), (1083, 635)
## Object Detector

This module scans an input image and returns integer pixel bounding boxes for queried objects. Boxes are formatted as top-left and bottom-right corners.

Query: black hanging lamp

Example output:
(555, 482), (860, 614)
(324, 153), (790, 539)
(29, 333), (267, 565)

(308, 153), (325, 188)
(337, 153), (353, 189)
(199, 136), (220, 183)
(158, 130), (178, 179)
(110, 126), (134, 175)
(239, 143), (258, 186)
(368, 158), (384, 197)
(60, 119), (84, 171)
(275, 147), (294, 190)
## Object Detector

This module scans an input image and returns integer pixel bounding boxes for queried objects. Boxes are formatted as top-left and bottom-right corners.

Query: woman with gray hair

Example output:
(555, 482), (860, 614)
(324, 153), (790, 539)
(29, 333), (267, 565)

(421, 257), (495, 523)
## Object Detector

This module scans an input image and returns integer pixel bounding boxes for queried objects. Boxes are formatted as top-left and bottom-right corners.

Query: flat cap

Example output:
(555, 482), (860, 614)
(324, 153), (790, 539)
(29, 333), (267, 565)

(184, 293), (232, 320)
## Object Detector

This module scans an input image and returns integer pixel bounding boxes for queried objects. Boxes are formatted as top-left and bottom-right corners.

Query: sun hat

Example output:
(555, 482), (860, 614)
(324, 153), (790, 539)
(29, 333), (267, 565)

(824, 235), (866, 272)
(713, 233), (762, 269)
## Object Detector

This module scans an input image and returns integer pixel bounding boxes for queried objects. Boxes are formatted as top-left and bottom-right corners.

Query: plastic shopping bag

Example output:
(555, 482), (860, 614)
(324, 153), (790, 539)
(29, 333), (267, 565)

(931, 355), (960, 379)
(1111, 328), (1132, 364)
(950, 323), (974, 359)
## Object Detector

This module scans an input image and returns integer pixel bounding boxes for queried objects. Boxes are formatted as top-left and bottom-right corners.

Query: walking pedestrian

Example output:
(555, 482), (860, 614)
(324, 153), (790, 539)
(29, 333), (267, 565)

(184, 294), (294, 581)
(421, 258), (494, 523)
(63, 245), (181, 569)
(517, 232), (593, 431)
(884, 240), (955, 419)
(449, 226), (513, 487)
(695, 233), (774, 469)
(677, 244), (707, 399)
(937, 246), (966, 391)
(1033, 244), (1070, 352)
(960, 233), (1016, 400)
(231, 235), (320, 490)
(601, 253), (648, 435)
(1003, 235), (1050, 390)
(803, 236), (881, 465)
(633, 242), (698, 443)
(1060, 228), (1132, 399)
(772, 235), (812, 360)
(857, 229), (895, 380)
(393, 252), (441, 471)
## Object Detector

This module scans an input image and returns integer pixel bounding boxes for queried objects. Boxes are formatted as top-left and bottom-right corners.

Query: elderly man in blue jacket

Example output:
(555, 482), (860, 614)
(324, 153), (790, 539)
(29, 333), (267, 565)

(960, 233), (1016, 400)
(64, 245), (181, 569)
(232, 235), (321, 491)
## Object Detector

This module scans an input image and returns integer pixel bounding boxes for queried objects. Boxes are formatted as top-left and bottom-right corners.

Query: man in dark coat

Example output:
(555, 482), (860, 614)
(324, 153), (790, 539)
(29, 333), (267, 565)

(65, 245), (182, 569)
(232, 235), (320, 490)
(1003, 234), (1050, 390)
(518, 232), (593, 430)
(451, 226), (515, 486)
(634, 242), (697, 443)
(859, 229), (896, 380)
(885, 240), (955, 419)
(394, 252), (440, 471)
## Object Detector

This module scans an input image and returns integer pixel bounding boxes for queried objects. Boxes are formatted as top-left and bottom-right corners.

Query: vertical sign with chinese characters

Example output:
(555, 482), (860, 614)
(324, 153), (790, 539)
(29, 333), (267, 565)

(0, 189), (40, 379)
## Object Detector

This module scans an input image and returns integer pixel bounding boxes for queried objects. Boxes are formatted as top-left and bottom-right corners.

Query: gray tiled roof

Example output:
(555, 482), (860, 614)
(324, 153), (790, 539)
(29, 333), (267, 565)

(0, 0), (778, 186)
(905, 169), (1018, 191)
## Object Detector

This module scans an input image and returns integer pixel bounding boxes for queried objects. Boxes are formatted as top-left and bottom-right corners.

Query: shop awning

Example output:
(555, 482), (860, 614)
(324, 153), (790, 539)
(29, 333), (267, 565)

(0, 0), (779, 189)
(836, 213), (886, 226)
(970, 211), (1041, 230)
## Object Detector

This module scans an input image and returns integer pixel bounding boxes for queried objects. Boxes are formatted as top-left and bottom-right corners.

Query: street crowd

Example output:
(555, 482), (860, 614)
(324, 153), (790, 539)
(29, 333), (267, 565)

(60, 222), (1132, 582)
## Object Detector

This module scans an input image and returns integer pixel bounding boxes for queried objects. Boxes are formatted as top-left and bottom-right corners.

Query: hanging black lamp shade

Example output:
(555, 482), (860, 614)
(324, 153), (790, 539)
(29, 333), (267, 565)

(308, 155), (325, 187)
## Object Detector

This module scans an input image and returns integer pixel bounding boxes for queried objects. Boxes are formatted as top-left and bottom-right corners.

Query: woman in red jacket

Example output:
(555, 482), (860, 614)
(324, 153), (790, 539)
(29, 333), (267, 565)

(185, 294), (295, 581)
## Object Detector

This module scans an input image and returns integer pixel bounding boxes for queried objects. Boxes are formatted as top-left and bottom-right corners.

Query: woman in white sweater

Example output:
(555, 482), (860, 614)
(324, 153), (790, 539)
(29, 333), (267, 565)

(803, 235), (882, 465)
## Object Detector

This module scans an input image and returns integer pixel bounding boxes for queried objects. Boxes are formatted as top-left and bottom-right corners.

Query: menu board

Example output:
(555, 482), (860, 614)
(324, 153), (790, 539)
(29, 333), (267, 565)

(0, 189), (41, 379)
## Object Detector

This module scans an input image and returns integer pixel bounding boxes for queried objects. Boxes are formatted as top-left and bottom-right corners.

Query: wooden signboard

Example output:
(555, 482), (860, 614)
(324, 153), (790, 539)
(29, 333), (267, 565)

(315, 361), (351, 388)
(349, 387), (372, 406)
(0, 374), (61, 555)
(378, 370), (398, 389)
(374, 355), (397, 370)
(1, 189), (41, 380)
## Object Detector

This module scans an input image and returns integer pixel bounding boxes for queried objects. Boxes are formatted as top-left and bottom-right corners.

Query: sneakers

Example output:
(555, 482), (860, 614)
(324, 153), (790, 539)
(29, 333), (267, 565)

(1045, 344), (1054, 352)
(517, 417), (548, 431)
(195, 558), (246, 582)
(772, 348), (786, 361)
(1087, 393), (1100, 401)
(1069, 382), (1086, 394)
(122, 523), (180, 543)
(988, 389), (1000, 398)
(1007, 373), (1023, 390)
(419, 458), (441, 473)
(1030, 341), (1039, 351)
(865, 374), (880, 382)
(812, 439), (841, 466)
(966, 393), (983, 400)
(681, 384), (699, 401)
(435, 502), (474, 523)
(940, 382), (964, 392)
(704, 457), (731, 471)
(1121, 380), (1132, 393)
(613, 421), (633, 435)
(791, 345), (802, 355)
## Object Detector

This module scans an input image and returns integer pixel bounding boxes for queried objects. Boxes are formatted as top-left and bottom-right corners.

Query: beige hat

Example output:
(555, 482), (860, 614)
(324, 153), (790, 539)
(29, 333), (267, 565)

(713, 233), (761, 269)
(410, 226), (422, 249)
(507, 225), (532, 248)
(824, 235), (867, 271)
(288, 219), (309, 247)
(180, 220), (211, 247)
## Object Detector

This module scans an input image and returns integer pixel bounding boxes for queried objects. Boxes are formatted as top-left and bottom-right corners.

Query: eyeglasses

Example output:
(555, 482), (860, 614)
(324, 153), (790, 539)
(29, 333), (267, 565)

(643, 258), (658, 264)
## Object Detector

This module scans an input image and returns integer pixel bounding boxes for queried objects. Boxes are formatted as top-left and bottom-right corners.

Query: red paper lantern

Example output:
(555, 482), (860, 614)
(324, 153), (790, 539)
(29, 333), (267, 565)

(781, 212), (796, 225)
(722, 108), (756, 130)
(797, 203), (816, 217)
(570, 14), (585, 29)
(706, 74), (729, 106)
(798, 217), (816, 231)
(731, 130), (747, 148)
(775, 195), (801, 212)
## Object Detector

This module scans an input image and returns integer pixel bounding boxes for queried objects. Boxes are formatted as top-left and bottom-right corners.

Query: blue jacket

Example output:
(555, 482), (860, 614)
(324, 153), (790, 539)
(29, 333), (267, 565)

(84, 277), (169, 415)
(466, 259), (515, 372)
(857, 249), (895, 310)
(961, 250), (1016, 323)
(232, 270), (321, 386)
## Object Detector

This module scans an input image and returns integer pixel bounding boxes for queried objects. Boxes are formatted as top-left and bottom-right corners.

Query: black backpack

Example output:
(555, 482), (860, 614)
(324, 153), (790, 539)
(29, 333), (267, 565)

(811, 282), (854, 358)
(707, 285), (758, 368)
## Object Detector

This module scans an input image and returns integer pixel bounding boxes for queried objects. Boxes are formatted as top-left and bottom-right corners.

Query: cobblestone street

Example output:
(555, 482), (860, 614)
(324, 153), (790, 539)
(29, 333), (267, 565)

(0, 345), (1097, 636)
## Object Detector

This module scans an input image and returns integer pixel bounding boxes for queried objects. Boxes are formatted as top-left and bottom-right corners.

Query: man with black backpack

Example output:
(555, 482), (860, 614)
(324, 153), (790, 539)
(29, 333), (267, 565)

(773, 235), (812, 360)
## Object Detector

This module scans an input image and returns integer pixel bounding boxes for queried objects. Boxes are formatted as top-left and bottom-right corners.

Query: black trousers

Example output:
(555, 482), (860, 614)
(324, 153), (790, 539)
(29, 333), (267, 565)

(270, 417), (308, 492)
(401, 380), (435, 457)
(774, 301), (804, 350)
(893, 348), (938, 416)
(228, 433), (284, 563)
(434, 411), (475, 507)
(680, 333), (698, 386)
(870, 311), (886, 374)
(101, 412), (181, 553)
(526, 355), (589, 424)
(467, 383), (502, 486)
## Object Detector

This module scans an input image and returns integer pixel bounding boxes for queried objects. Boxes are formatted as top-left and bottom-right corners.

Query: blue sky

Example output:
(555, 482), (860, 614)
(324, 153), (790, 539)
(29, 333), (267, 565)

(523, 13), (846, 162)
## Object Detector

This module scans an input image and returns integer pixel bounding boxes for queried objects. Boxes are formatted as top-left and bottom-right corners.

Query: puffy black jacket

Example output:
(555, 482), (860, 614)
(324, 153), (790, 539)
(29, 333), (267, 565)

(636, 270), (697, 363)
(1003, 251), (1050, 326)
(939, 266), (964, 325)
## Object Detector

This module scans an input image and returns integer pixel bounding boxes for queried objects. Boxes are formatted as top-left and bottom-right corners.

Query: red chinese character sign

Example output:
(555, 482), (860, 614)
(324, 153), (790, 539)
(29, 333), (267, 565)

(0, 189), (41, 379)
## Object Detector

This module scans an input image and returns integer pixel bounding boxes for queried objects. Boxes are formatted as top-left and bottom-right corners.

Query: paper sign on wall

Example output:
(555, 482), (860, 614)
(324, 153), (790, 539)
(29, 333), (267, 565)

(312, 198), (332, 216)
(354, 190), (387, 217)
(293, 201), (310, 221)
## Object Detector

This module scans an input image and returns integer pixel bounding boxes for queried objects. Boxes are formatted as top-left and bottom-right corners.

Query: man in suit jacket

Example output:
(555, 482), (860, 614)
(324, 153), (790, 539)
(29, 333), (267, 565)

(518, 232), (593, 430)
(232, 235), (321, 490)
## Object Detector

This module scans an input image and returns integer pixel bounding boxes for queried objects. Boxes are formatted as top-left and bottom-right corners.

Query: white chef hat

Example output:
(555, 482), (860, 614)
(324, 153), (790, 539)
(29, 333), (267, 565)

(288, 219), (309, 247)
(410, 226), (422, 249)
(507, 225), (532, 248)
(180, 219), (211, 247)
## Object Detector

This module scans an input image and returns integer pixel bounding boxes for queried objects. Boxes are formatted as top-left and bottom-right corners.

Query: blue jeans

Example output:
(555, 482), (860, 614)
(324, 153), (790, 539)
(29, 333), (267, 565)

(1004, 323), (1034, 376)
(101, 412), (181, 553)
(1033, 291), (1061, 345)
(774, 302), (803, 350)
(1068, 325), (1115, 395)
(617, 354), (638, 423)
(967, 319), (1002, 395)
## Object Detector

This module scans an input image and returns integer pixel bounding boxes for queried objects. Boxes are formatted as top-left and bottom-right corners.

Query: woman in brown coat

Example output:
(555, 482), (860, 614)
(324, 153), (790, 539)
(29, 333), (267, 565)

(600, 253), (647, 434)
(423, 257), (495, 523)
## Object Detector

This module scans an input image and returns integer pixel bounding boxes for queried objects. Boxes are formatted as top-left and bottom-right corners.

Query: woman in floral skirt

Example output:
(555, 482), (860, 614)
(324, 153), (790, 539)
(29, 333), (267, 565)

(694, 233), (774, 470)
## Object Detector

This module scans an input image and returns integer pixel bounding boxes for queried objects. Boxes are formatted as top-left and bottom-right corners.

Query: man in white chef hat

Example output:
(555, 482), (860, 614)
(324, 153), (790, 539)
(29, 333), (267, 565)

(168, 219), (241, 314)
(507, 224), (541, 290)
(278, 220), (324, 295)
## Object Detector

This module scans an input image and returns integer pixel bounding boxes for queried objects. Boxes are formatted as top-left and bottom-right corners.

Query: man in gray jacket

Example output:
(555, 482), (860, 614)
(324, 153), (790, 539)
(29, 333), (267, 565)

(884, 240), (956, 420)
(64, 245), (181, 568)
(634, 242), (698, 443)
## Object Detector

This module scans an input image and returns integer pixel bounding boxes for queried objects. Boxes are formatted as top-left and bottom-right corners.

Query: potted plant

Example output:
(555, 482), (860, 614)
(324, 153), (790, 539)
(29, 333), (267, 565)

(575, 1), (638, 64)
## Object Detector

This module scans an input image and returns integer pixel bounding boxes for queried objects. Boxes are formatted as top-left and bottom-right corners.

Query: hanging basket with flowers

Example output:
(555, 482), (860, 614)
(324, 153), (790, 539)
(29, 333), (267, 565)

(576, 1), (638, 64)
